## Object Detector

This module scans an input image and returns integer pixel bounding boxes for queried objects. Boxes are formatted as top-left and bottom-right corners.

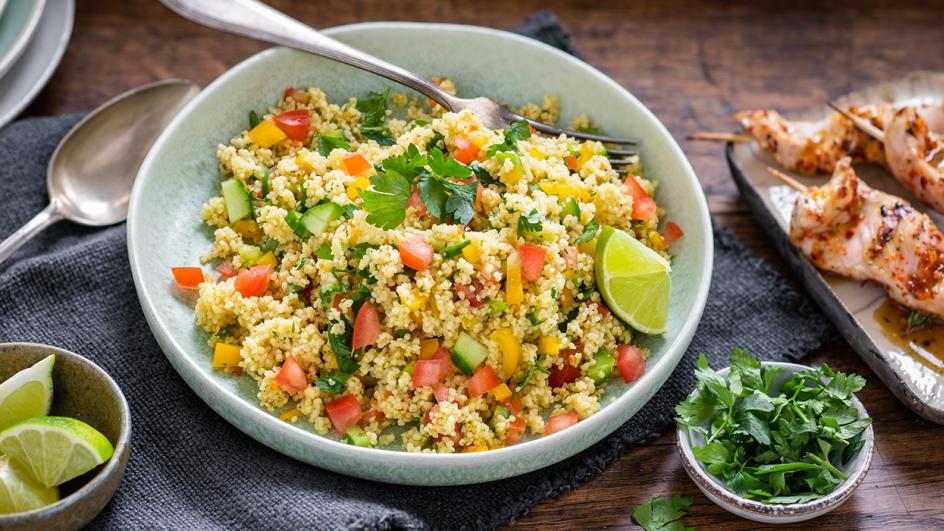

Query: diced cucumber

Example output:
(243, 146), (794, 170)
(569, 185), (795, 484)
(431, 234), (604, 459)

(561, 198), (581, 220)
(344, 426), (372, 447)
(491, 405), (510, 431)
(300, 202), (344, 237)
(284, 210), (310, 238)
(402, 360), (416, 377)
(587, 349), (615, 384)
(451, 332), (487, 375)
(488, 299), (508, 314)
(222, 178), (253, 223)
(238, 244), (262, 266)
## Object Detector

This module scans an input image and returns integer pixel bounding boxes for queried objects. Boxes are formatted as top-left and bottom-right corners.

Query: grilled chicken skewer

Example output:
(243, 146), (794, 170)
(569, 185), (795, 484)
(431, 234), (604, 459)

(774, 158), (944, 318)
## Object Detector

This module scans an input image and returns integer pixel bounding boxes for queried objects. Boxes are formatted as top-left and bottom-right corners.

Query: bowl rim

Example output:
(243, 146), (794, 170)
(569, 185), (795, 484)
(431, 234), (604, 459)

(127, 21), (713, 469)
(0, 342), (131, 521)
(675, 361), (874, 517)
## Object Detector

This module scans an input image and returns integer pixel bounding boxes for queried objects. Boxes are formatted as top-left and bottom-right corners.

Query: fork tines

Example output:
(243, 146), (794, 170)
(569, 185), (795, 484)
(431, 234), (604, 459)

(523, 118), (639, 145)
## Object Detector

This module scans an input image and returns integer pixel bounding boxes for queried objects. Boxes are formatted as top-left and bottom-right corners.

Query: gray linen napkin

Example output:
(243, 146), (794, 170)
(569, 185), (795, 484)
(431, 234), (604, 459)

(0, 12), (836, 530)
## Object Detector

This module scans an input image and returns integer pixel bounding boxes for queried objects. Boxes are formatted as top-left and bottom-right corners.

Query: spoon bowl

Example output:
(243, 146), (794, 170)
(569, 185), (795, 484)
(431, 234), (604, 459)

(0, 79), (199, 265)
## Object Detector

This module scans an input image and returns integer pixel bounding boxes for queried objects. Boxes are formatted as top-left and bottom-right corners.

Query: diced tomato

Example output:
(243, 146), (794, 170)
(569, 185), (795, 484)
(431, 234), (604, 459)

(544, 412), (579, 436)
(432, 384), (451, 403)
(564, 156), (579, 171)
(361, 408), (385, 426)
(172, 266), (204, 289)
(624, 175), (657, 220)
(617, 344), (646, 383)
(467, 365), (501, 398)
(326, 394), (362, 435)
(594, 302), (610, 316)
(476, 182), (484, 206)
(215, 262), (236, 279)
(407, 186), (427, 216)
(548, 363), (581, 388)
(234, 264), (272, 297)
(283, 87), (306, 102)
(450, 137), (479, 165)
(352, 301), (379, 351)
(563, 246), (578, 270)
(455, 283), (484, 307)
(505, 394), (523, 416)
(332, 293), (345, 310)
(343, 154), (372, 176)
(413, 358), (447, 387)
(663, 221), (684, 246)
(273, 109), (310, 141)
(518, 244), (547, 282)
(505, 416), (526, 445)
(399, 235), (434, 271)
(273, 355), (307, 395)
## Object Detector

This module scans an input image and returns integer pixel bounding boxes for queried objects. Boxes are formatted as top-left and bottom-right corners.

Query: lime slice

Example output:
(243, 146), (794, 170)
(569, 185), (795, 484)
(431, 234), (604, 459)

(0, 355), (54, 432)
(0, 454), (58, 514)
(594, 226), (671, 334)
(0, 417), (114, 488)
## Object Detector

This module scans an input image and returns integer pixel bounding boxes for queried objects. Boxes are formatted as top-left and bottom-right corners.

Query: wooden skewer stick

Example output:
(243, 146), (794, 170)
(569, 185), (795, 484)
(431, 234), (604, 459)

(687, 132), (754, 142)
(766, 166), (808, 192)
(827, 101), (886, 143)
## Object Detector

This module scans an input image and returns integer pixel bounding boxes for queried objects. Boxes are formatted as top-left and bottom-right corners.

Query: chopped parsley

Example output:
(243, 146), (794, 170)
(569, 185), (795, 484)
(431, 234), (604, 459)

(286, 284), (306, 294)
(248, 109), (260, 129)
(906, 310), (929, 333)
(260, 238), (279, 254)
(351, 242), (381, 258)
(470, 161), (498, 185)
(631, 494), (694, 531)
(315, 133), (351, 156)
(512, 356), (548, 398)
(315, 244), (334, 261)
(575, 218), (600, 243)
(486, 119), (532, 157)
(417, 148), (476, 224)
(517, 208), (543, 237)
(315, 370), (349, 394)
(359, 171), (413, 230)
(327, 317), (358, 374)
(355, 88), (394, 145)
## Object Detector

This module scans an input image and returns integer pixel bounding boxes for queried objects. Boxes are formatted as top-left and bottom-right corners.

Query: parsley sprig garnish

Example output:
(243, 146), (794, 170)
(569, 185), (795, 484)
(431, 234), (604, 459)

(631, 494), (694, 531)
(675, 348), (871, 504)
(486, 119), (532, 157)
(355, 88), (394, 145)
(575, 218), (599, 243)
(516, 208), (543, 237)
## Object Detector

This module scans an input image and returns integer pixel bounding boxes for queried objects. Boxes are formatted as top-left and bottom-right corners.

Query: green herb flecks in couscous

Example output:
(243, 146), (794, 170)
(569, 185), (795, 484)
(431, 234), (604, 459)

(171, 80), (685, 453)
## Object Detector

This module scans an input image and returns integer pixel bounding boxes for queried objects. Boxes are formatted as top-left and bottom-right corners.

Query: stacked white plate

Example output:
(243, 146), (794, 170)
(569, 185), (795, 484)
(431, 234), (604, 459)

(0, 0), (74, 129)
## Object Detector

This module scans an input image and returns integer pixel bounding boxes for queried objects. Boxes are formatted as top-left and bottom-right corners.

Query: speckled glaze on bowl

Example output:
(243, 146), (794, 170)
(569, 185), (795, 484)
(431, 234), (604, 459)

(127, 22), (713, 485)
(676, 362), (873, 523)
(0, 343), (131, 530)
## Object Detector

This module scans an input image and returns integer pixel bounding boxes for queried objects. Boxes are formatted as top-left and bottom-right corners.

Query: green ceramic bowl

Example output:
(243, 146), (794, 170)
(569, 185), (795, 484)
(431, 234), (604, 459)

(0, 343), (130, 530)
(127, 22), (712, 485)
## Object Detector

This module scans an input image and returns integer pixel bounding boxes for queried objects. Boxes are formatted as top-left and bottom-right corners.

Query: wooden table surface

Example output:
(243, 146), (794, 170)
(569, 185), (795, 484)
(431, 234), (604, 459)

(27, 1), (944, 528)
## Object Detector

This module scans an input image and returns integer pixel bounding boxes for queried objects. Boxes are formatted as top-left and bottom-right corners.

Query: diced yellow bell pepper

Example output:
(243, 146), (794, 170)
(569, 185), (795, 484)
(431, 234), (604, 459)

(295, 150), (314, 171)
(529, 147), (545, 161)
(462, 445), (489, 453)
(538, 336), (561, 356)
(491, 383), (512, 401)
(248, 120), (287, 148)
(399, 288), (428, 311)
(280, 408), (302, 422)
(212, 342), (242, 369)
(539, 181), (590, 202)
(505, 250), (524, 305)
(490, 328), (521, 379)
(232, 219), (262, 240)
(420, 338), (440, 359)
(462, 242), (482, 265)
(256, 251), (278, 267)
(578, 240), (596, 255)
(325, 352), (338, 370)
(347, 176), (371, 200)
(578, 141), (600, 166)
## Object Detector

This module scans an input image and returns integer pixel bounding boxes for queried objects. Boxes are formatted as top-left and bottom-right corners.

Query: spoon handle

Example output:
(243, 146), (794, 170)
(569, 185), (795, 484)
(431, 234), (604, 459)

(0, 203), (64, 266)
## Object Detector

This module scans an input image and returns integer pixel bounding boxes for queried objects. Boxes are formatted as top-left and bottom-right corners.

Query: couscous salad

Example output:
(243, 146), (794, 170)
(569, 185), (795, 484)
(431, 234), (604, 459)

(169, 81), (684, 452)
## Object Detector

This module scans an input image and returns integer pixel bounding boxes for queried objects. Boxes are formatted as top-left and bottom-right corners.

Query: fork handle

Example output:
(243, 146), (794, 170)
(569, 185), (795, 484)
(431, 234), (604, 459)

(161, 0), (456, 107)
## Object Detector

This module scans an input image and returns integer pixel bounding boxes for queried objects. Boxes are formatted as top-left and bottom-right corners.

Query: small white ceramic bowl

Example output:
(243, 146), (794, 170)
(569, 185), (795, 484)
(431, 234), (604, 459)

(676, 361), (873, 524)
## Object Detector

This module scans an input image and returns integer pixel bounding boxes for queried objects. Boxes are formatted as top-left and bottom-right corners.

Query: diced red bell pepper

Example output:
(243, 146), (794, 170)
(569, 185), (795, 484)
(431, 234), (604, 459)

(407, 186), (427, 216)
(450, 136), (479, 165)
(172, 267), (204, 289)
(361, 408), (385, 426)
(663, 221), (684, 246)
(505, 416), (526, 445)
(544, 412), (579, 436)
(399, 235), (434, 271)
(283, 87), (306, 102)
(273, 109), (310, 141)
(617, 344), (646, 383)
(343, 153), (372, 176)
(548, 363), (581, 388)
(234, 264), (272, 297)
(273, 355), (307, 395)
(624, 175), (657, 220)
(564, 156), (579, 171)
(518, 244), (547, 282)
(455, 283), (484, 307)
(215, 262), (236, 279)
(326, 394), (362, 436)
(352, 301), (379, 351)
(466, 365), (500, 398)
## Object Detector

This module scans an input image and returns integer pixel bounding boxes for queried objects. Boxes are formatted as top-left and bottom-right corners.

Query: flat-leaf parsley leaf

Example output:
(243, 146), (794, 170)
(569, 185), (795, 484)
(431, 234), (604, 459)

(631, 493), (694, 531)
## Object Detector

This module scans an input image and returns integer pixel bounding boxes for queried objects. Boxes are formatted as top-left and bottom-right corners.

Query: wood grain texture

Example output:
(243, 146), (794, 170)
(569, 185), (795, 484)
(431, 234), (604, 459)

(28, 0), (944, 528)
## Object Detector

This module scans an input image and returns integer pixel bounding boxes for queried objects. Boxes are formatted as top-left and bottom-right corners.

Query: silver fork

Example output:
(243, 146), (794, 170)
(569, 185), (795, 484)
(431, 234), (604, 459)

(160, 0), (639, 163)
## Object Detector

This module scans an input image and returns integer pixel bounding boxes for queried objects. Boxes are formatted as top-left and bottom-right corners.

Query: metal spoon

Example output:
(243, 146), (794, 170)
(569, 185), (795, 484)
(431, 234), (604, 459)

(0, 79), (200, 266)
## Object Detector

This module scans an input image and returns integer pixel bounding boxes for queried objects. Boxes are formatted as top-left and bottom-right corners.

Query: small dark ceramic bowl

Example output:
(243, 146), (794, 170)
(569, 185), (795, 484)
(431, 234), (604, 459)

(0, 343), (130, 530)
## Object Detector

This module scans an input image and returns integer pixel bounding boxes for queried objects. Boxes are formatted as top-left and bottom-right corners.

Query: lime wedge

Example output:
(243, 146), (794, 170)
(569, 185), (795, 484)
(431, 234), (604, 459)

(0, 417), (114, 488)
(594, 226), (671, 334)
(0, 355), (54, 432)
(0, 454), (58, 514)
